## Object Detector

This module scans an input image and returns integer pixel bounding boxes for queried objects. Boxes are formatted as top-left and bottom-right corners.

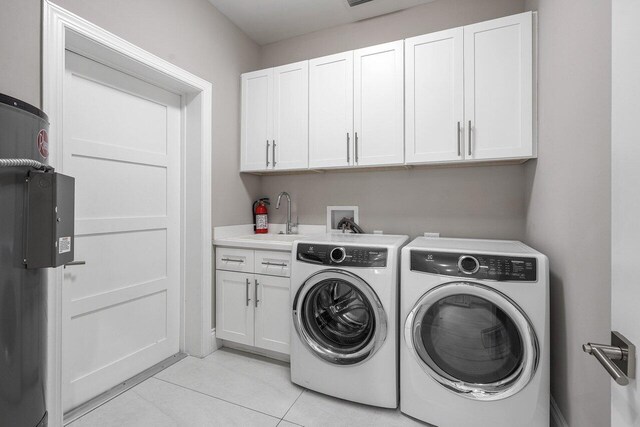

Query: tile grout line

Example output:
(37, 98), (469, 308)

(278, 388), (306, 426)
(152, 376), (284, 421)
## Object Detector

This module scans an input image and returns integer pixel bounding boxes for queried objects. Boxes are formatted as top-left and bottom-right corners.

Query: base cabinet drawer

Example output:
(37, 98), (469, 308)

(216, 248), (254, 273)
(255, 250), (291, 277)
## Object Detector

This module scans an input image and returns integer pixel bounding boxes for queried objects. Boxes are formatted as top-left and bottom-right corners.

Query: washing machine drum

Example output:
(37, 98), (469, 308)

(406, 282), (539, 401)
(293, 269), (387, 366)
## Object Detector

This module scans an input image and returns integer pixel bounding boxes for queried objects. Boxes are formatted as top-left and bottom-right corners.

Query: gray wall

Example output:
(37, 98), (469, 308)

(0, 0), (262, 227)
(259, 0), (527, 240)
(523, 0), (612, 426)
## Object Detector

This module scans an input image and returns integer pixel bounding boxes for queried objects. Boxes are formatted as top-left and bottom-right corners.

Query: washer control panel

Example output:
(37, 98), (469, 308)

(410, 250), (537, 282)
(297, 243), (387, 267)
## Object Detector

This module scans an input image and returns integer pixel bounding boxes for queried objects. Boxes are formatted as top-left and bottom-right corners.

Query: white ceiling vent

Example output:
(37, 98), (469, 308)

(346, 0), (375, 6)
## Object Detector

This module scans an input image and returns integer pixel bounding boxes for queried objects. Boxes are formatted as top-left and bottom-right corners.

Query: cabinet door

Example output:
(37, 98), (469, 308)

(215, 271), (254, 346)
(254, 275), (290, 354)
(309, 51), (354, 168)
(273, 61), (309, 171)
(354, 41), (405, 166)
(464, 12), (534, 160)
(241, 69), (273, 171)
(405, 28), (464, 164)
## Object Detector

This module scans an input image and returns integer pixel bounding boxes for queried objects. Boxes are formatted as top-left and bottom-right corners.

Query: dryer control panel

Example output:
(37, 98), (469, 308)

(410, 250), (537, 282)
(297, 243), (387, 267)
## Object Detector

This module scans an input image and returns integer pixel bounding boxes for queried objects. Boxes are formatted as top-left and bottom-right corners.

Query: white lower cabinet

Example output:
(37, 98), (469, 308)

(216, 270), (255, 346)
(215, 248), (291, 355)
(254, 274), (291, 354)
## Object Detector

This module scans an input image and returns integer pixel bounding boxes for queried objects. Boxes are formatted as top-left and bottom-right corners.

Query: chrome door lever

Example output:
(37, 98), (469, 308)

(583, 331), (636, 386)
(63, 261), (86, 268)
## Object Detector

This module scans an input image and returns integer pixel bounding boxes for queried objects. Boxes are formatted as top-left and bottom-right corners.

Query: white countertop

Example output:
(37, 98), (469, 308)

(213, 224), (326, 251)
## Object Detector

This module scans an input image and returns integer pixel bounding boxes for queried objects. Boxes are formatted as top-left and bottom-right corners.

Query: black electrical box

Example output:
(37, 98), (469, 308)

(24, 171), (75, 269)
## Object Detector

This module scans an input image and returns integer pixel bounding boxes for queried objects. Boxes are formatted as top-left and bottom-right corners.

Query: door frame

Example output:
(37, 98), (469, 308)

(42, 2), (213, 426)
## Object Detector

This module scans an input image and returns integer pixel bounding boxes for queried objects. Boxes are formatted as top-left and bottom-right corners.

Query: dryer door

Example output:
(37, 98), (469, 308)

(293, 269), (387, 365)
(405, 281), (539, 400)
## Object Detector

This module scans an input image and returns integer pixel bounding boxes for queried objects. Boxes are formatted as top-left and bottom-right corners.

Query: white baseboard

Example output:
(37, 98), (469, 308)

(210, 328), (222, 353)
(551, 396), (569, 427)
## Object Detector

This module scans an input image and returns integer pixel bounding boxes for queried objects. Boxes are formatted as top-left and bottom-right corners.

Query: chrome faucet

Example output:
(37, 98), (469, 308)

(276, 191), (296, 234)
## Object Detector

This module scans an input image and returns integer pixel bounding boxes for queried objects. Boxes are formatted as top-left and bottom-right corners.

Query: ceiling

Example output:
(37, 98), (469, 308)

(208, 0), (436, 45)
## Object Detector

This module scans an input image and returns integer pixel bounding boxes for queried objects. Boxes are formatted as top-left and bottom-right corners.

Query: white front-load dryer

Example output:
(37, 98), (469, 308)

(291, 234), (408, 408)
(400, 238), (549, 426)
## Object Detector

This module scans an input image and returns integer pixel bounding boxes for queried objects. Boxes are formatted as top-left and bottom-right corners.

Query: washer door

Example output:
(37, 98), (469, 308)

(293, 269), (387, 365)
(405, 282), (539, 400)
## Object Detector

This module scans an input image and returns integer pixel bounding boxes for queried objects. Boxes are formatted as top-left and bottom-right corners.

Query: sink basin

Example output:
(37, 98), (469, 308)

(234, 234), (307, 242)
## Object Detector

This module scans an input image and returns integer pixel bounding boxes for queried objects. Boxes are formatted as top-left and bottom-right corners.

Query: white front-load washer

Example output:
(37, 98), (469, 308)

(291, 234), (408, 408)
(401, 237), (549, 426)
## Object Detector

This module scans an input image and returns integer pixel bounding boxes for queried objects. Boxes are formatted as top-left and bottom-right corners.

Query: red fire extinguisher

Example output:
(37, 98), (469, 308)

(253, 198), (270, 234)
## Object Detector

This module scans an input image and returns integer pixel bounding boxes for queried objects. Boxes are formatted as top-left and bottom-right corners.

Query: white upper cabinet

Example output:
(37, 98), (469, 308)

(405, 28), (464, 164)
(240, 12), (536, 172)
(273, 61), (309, 170)
(241, 69), (273, 172)
(309, 51), (354, 168)
(241, 62), (309, 172)
(354, 41), (405, 166)
(464, 12), (534, 160)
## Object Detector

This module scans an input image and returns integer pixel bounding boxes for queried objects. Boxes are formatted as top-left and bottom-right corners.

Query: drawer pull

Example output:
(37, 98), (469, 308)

(221, 258), (244, 263)
(262, 262), (288, 267)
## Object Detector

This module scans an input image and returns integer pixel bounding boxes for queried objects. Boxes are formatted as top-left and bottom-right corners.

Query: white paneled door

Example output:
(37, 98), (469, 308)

(405, 28), (464, 163)
(464, 12), (533, 160)
(309, 51), (354, 168)
(62, 51), (181, 411)
(354, 41), (405, 166)
(612, 0), (640, 424)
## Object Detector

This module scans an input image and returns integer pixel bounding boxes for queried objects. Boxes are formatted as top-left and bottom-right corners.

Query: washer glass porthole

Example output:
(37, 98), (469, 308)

(407, 282), (538, 401)
(293, 270), (387, 366)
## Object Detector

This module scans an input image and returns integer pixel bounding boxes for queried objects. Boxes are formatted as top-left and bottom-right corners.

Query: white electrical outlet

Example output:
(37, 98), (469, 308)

(423, 232), (440, 238)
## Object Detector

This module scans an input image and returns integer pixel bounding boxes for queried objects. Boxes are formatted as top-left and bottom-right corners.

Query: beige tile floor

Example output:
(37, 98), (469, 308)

(69, 348), (426, 427)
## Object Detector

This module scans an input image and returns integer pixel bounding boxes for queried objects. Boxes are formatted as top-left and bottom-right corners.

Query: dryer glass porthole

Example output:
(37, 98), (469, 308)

(405, 282), (539, 401)
(293, 270), (387, 366)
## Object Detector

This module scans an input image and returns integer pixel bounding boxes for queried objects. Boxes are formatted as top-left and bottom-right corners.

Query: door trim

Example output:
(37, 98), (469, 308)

(43, 2), (213, 426)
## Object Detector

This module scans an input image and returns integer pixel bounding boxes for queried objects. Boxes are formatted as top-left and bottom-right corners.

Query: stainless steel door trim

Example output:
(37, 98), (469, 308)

(468, 120), (472, 156)
(292, 269), (387, 366)
(261, 262), (288, 267)
(346, 133), (350, 164)
(457, 121), (461, 157)
(254, 279), (259, 308)
(63, 260), (86, 268)
(404, 281), (539, 401)
(245, 277), (251, 306)
(355, 132), (359, 164)
(272, 140), (276, 168)
(221, 258), (244, 263)
(265, 140), (270, 168)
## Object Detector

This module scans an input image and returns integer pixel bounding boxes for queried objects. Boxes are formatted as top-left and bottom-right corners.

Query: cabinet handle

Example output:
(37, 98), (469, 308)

(262, 261), (288, 267)
(221, 258), (244, 263)
(265, 140), (270, 168)
(346, 133), (350, 164)
(272, 140), (276, 168)
(245, 278), (251, 306)
(457, 121), (461, 157)
(254, 279), (259, 308)
(468, 120), (472, 156)
(355, 132), (359, 164)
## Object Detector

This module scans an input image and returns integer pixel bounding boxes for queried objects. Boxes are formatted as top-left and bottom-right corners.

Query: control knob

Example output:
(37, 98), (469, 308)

(458, 255), (480, 275)
(330, 247), (347, 263)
